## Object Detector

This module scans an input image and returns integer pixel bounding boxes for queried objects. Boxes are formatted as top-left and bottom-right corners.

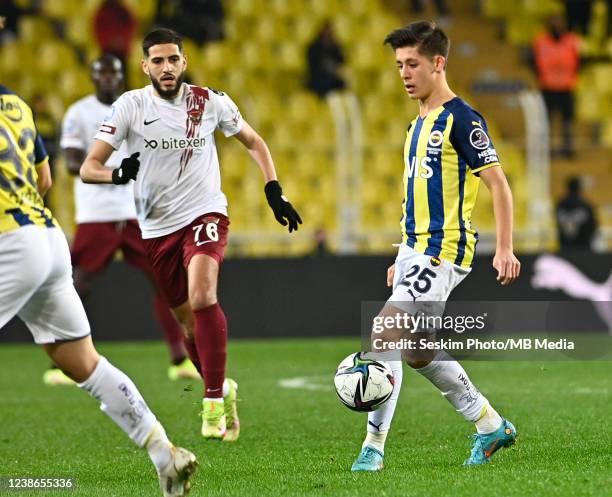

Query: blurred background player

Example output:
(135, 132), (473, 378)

(43, 53), (199, 386)
(80, 28), (302, 441)
(0, 81), (197, 497)
(351, 22), (521, 471)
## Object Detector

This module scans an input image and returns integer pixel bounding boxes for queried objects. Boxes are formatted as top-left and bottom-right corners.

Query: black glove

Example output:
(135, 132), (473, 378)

(264, 180), (302, 232)
(111, 152), (140, 185)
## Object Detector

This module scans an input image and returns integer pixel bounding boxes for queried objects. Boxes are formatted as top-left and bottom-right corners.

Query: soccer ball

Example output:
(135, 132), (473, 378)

(334, 352), (394, 412)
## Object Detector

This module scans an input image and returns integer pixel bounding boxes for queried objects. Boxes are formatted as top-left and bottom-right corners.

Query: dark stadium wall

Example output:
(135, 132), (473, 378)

(1, 253), (609, 342)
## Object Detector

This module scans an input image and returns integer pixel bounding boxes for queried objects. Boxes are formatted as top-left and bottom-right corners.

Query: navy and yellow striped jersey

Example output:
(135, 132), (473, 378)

(0, 85), (57, 233)
(401, 97), (500, 268)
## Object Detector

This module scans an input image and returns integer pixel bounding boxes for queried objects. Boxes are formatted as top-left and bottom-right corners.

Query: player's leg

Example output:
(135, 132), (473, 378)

(352, 304), (405, 471)
(401, 261), (516, 465)
(186, 253), (228, 437)
(408, 350), (516, 465)
(0, 226), (51, 329)
(183, 213), (238, 441)
(352, 246), (433, 471)
(142, 218), (238, 441)
(121, 220), (198, 380)
(21, 227), (197, 496)
(43, 222), (120, 386)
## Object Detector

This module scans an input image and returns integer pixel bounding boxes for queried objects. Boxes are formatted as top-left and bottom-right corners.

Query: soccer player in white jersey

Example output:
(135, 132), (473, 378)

(45, 54), (199, 386)
(0, 86), (197, 497)
(81, 28), (302, 441)
(351, 22), (521, 471)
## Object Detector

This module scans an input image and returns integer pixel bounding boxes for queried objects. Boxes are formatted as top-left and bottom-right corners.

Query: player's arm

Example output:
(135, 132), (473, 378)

(36, 160), (52, 196)
(387, 264), (395, 287)
(33, 129), (51, 195)
(479, 166), (521, 285)
(233, 120), (302, 232)
(64, 148), (85, 176)
(80, 139), (140, 185)
(233, 120), (277, 182)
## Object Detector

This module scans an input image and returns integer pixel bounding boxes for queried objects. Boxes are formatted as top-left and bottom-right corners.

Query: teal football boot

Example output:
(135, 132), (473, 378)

(351, 446), (384, 472)
(463, 419), (517, 466)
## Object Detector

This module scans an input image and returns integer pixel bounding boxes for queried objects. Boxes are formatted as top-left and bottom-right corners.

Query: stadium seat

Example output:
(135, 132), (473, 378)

(17, 16), (54, 43)
(38, 41), (79, 77)
(200, 42), (229, 73)
(41, 0), (81, 20)
(64, 15), (93, 49)
(124, 0), (155, 22)
(59, 68), (94, 105)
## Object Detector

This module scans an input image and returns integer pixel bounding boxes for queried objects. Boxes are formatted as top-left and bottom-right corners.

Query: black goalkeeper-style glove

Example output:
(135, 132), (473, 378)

(111, 152), (140, 185)
(264, 180), (302, 233)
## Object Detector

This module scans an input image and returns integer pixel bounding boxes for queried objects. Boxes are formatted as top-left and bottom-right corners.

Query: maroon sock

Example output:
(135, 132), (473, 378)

(153, 295), (187, 363)
(183, 337), (202, 376)
(193, 303), (227, 398)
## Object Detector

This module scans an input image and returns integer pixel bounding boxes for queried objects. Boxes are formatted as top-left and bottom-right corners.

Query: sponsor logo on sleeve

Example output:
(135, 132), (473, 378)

(469, 128), (490, 150)
(231, 109), (241, 126)
(0, 97), (24, 122)
(99, 124), (117, 135)
(477, 147), (499, 164)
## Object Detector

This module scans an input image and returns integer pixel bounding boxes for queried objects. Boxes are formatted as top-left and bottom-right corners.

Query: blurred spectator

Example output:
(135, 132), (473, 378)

(313, 227), (331, 257)
(0, 1), (20, 42)
(0, 0), (40, 44)
(306, 21), (346, 98)
(556, 177), (598, 251)
(532, 14), (580, 158)
(93, 0), (137, 69)
(155, 0), (225, 45)
(563, 0), (593, 35)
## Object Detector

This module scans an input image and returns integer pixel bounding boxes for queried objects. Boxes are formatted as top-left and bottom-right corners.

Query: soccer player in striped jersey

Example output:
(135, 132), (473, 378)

(351, 21), (521, 471)
(0, 85), (197, 497)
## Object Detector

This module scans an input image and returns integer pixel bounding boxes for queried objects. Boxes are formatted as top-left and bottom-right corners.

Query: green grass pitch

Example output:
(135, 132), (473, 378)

(0, 338), (609, 497)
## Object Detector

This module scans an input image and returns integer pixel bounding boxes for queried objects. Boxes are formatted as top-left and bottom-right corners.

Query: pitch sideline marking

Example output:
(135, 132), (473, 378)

(278, 375), (332, 391)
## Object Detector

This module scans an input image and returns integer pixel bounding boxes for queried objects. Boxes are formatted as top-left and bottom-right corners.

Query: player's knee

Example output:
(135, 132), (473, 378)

(405, 358), (432, 369)
(188, 289), (217, 311)
(73, 269), (94, 297)
(402, 347), (435, 369)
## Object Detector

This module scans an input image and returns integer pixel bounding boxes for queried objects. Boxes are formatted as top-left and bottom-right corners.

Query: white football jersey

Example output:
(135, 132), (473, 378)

(94, 84), (243, 239)
(61, 95), (137, 223)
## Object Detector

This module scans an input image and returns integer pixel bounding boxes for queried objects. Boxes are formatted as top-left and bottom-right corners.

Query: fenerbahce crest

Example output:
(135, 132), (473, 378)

(187, 108), (203, 124)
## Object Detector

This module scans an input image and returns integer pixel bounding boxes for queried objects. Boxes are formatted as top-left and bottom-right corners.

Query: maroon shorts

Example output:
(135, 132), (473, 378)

(141, 213), (230, 308)
(71, 220), (151, 274)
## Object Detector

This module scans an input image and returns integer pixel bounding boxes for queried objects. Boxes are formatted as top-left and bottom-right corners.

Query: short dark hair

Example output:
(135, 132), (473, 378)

(142, 28), (183, 57)
(91, 53), (122, 73)
(383, 21), (450, 60)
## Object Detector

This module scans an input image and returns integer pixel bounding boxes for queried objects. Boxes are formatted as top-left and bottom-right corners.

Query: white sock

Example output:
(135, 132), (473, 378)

(222, 378), (230, 397)
(475, 404), (503, 434)
(203, 397), (223, 403)
(415, 351), (487, 422)
(363, 431), (388, 454)
(144, 422), (174, 471)
(364, 356), (403, 454)
(77, 356), (157, 447)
